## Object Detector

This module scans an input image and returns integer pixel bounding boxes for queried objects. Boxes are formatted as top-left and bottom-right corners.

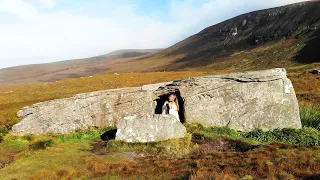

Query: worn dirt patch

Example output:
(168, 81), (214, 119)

(89, 141), (108, 155)
(87, 141), (151, 162)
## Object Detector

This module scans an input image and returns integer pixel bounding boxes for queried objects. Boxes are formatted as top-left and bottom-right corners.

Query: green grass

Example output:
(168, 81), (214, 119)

(56, 129), (104, 143)
(0, 131), (128, 180)
(106, 133), (192, 157)
(0, 134), (29, 168)
(0, 124), (319, 179)
(186, 106), (320, 147)
(56, 131), (101, 143)
(0, 141), (92, 179)
(1, 134), (29, 149)
(241, 127), (319, 146)
(186, 124), (320, 146)
(300, 106), (320, 130)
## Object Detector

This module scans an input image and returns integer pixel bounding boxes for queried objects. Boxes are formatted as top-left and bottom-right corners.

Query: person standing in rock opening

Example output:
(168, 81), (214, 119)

(162, 94), (180, 122)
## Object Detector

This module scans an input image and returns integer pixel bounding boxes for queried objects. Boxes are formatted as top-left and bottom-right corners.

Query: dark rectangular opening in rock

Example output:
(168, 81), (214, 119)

(101, 129), (117, 141)
(154, 91), (185, 123)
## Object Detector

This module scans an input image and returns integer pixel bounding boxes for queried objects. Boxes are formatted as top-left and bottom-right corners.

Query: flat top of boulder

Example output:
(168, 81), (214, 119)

(186, 68), (286, 83)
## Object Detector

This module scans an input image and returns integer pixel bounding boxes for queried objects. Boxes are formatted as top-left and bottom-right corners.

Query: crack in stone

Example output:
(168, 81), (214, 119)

(115, 100), (134, 106)
(213, 77), (283, 83)
(187, 85), (226, 98)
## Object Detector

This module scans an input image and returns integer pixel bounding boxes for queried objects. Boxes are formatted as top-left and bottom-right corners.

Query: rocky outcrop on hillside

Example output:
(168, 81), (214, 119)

(162, 1), (320, 64)
(12, 68), (301, 138)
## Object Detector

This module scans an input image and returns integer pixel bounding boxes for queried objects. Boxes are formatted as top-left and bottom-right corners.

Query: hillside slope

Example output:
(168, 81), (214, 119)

(0, 49), (162, 87)
(101, 0), (319, 73)
(130, 0), (320, 71)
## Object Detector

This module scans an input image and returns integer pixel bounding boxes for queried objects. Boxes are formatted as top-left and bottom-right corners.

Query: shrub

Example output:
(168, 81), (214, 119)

(29, 137), (55, 150)
(186, 124), (205, 133)
(22, 134), (35, 142)
(0, 127), (8, 136)
(241, 129), (276, 142)
(300, 106), (320, 130)
(241, 127), (320, 146)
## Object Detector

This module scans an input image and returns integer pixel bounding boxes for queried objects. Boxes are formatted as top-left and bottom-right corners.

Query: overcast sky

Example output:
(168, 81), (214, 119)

(0, 0), (310, 69)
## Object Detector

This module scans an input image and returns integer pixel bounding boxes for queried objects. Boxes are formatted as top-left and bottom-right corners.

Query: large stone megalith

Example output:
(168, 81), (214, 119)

(155, 68), (301, 131)
(12, 68), (301, 136)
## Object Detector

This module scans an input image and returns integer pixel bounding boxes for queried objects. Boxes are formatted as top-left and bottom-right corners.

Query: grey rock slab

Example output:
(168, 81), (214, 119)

(141, 82), (172, 91)
(12, 87), (155, 135)
(115, 114), (186, 142)
(12, 68), (301, 135)
(156, 68), (301, 131)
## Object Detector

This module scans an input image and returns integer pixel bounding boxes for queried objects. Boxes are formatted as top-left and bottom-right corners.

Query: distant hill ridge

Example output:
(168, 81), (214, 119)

(0, 49), (163, 87)
(0, 0), (319, 87)
(137, 0), (319, 70)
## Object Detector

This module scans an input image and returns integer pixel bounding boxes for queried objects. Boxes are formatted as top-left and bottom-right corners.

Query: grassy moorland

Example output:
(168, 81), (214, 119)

(0, 124), (319, 179)
(0, 71), (212, 130)
(0, 70), (319, 129)
(0, 70), (319, 179)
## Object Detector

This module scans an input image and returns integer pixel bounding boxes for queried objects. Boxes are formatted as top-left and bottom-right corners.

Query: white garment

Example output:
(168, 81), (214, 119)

(168, 102), (180, 122)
